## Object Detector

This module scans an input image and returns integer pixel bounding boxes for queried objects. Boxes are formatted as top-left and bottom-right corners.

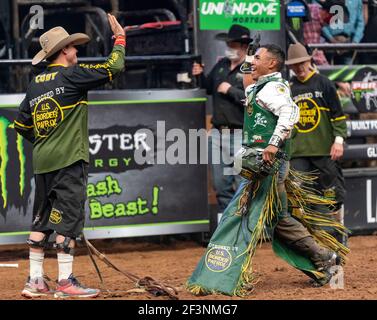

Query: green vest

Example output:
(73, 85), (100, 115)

(243, 76), (290, 154)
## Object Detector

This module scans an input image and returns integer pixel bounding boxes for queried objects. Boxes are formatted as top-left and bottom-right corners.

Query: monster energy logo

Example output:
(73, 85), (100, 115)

(321, 65), (377, 82)
(0, 116), (26, 208)
(291, 17), (301, 31)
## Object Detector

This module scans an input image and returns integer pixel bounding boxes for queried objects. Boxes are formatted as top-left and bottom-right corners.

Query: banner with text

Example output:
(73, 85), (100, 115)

(0, 91), (209, 244)
(199, 0), (281, 30)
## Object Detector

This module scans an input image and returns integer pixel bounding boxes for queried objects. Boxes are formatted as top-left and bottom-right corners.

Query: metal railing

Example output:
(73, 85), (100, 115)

(19, 6), (112, 59)
(308, 43), (377, 52)
(0, 54), (200, 65)
(0, 54), (201, 92)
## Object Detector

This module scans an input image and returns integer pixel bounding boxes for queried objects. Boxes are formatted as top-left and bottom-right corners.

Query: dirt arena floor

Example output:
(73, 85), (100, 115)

(1, 234), (377, 300)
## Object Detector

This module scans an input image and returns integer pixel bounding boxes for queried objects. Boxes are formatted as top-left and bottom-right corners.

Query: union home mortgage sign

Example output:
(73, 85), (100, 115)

(199, 0), (281, 30)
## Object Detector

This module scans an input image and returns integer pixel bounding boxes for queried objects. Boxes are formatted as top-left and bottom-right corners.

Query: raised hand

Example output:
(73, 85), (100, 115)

(108, 13), (125, 37)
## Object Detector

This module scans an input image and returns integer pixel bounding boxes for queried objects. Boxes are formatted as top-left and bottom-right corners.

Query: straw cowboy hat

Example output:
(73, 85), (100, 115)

(32, 26), (90, 65)
(285, 42), (313, 66)
(215, 24), (252, 44)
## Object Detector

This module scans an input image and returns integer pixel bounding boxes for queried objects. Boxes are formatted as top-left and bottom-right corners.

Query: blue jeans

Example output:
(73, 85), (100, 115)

(209, 129), (243, 212)
(234, 159), (310, 242)
(232, 159), (290, 216)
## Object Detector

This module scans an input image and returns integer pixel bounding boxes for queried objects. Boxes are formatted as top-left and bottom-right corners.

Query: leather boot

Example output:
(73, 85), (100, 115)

(290, 236), (338, 271)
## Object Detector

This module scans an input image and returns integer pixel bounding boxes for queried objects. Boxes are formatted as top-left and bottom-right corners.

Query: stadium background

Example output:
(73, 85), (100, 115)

(0, 0), (377, 300)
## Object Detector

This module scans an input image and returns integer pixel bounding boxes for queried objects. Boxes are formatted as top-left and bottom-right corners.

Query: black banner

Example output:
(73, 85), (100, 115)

(346, 120), (377, 137)
(0, 90), (209, 243)
(343, 144), (377, 160)
(343, 169), (377, 233)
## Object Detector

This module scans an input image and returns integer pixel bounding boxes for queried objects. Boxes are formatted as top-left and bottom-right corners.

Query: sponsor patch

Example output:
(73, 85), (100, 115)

(246, 104), (253, 116)
(275, 83), (288, 95)
(294, 98), (321, 133)
(49, 208), (62, 224)
(253, 112), (268, 128)
(33, 97), (64, 138)
(251, 135), (265, 143)
(323, 188), (336, 200)
(205, 247), (232, 272)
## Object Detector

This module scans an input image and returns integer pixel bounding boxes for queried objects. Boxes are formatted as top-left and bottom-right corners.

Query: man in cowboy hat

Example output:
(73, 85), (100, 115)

(286, 42), (348, 245)
(192, 24), (252, 213)
(14, 14), (126, 298)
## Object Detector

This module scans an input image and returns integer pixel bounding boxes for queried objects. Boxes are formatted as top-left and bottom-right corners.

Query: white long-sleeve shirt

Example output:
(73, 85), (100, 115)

(245, 72), (300, 143)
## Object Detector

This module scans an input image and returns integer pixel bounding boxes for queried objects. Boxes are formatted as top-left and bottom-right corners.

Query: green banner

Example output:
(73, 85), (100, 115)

(199, 0), (281, 30)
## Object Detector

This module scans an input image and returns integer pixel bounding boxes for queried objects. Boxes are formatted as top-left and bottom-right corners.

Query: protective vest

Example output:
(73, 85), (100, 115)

(243, 76), (290, 153)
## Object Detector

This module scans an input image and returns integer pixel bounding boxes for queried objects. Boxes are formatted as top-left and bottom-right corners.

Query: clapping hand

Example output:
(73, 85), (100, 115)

(108, 13), (125, 37)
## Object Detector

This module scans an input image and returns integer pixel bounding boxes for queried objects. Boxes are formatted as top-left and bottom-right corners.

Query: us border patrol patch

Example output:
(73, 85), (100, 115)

(33, 97), (64, 138)
(205, 247), (232, 272)
(295, 98), (321, 133)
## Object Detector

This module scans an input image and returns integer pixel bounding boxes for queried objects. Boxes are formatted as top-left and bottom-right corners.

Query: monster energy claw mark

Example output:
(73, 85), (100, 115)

(16, 134), (25, 197)
(0, 117), (10, 208)
(0, 116), (26, 209)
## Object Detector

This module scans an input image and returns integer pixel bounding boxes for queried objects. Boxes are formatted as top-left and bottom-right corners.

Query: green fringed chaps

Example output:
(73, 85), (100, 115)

(186, 176), (278, 296)
(186, 170), (349, 297)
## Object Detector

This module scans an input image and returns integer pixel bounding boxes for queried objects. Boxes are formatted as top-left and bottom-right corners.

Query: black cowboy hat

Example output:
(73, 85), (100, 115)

(215, 24), (252, 44)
